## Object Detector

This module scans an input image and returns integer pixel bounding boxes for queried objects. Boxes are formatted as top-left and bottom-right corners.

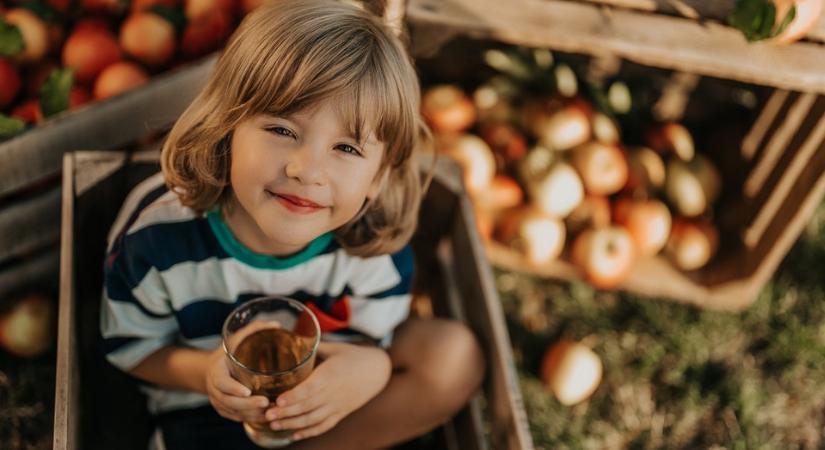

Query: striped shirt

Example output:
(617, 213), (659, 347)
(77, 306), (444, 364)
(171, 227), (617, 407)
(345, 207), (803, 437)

(100, 172), (413, 414)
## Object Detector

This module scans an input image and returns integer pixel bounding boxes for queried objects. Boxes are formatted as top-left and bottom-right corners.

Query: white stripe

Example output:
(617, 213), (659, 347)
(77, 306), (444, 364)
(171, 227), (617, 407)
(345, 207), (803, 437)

(158, 251), (351, 311)
(142, 388), (210, 415)
(106, 335), (175, 371)
(101, 299), (177, 339)
(107, 172), (166, 252)
(128, 266), (173, 316)
(125, 191), (199, 237)
(346, 254), (403, 297)
(348, 294), (410, 338)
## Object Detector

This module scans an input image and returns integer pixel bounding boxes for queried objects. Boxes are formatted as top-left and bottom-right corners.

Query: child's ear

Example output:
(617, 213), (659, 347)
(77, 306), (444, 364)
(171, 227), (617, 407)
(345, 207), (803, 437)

(367, 168), (389, 200)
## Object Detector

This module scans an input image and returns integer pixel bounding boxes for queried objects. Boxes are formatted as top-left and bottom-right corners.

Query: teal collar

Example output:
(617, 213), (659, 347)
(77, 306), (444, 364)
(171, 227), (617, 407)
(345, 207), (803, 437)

(206, 209), (334, 269)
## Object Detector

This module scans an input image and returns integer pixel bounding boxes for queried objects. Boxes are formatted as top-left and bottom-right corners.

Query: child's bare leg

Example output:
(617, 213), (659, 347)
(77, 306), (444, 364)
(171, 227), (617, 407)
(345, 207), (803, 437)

(288, 317), (485, 450)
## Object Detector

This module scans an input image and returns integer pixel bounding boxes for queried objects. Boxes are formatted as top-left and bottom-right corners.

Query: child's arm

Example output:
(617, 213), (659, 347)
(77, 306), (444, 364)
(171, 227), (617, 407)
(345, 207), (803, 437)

(263, 341), (392, 441)
(128, 345), (271, 423)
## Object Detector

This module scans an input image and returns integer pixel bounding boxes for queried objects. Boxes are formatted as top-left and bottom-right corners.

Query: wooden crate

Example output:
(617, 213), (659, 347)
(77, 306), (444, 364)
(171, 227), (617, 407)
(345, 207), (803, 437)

(53, 151), (533, 450)
(406, 4), (825, 310)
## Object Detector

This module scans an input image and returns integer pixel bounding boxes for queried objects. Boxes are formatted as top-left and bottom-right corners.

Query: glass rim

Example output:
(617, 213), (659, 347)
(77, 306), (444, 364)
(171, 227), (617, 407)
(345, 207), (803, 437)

(221, 296), (321, 376)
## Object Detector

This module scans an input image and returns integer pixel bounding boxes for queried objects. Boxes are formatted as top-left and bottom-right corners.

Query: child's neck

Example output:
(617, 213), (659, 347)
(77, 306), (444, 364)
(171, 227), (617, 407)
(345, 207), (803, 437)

(221, 199), (310, 257)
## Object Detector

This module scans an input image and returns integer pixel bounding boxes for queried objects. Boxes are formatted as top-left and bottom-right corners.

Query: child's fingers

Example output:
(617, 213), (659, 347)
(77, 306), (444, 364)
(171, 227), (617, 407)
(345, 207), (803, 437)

(217, 392), (270, 412)
(291, 416), (339, 441)
(266, 392), (323, 421)
(269, 406), (329, 432)
(274, 376), (321, 407)
(213, 373), (252, 398)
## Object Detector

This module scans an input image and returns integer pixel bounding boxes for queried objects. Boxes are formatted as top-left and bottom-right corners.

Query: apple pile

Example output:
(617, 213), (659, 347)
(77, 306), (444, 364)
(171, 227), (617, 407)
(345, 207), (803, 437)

(0, 292), (56, 358)
(422, 50), (724, 290)
(0, 0), (248, 140)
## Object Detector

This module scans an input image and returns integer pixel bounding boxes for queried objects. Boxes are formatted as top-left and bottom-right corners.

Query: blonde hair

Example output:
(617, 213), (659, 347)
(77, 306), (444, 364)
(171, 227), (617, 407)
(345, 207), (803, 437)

(161, 0), (431, 257)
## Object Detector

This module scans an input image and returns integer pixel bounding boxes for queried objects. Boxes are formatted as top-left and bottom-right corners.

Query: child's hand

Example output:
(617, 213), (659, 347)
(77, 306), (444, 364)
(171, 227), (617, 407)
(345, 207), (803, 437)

(264, 341), (392, 440)
(205, 347), (270, 423)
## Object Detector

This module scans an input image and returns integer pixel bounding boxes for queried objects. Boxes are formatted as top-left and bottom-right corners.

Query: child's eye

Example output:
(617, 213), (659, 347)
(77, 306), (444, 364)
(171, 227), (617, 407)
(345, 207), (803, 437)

(267, 126), (296, 139)
(336, 144), (362, 156)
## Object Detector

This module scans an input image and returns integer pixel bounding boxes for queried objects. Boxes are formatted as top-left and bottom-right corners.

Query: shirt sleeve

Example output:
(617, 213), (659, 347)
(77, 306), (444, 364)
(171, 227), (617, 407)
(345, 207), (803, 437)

(344, 245), (414, 342)
(100, 230), (178, 371)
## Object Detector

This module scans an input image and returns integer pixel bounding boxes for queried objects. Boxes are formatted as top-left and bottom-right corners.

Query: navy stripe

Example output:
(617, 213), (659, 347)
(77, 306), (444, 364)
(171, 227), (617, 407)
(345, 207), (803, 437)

(114, 180), (168, 243)
(176, 299), (239, 340)
(101, 336), (143, 354)
(367, 245), (414, 299)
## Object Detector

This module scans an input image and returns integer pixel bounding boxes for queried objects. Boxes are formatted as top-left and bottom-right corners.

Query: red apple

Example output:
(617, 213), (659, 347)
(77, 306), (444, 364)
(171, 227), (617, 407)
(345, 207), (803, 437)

(62, 26), (122, 84)
(613, 198), (672, 257)
(624, 146), (666, 193)
(11, 98), (40, 123)
(571, 141), (629, 196)
(526, 159), (584, 218)
(665, 155), (721, 217)
(572, 226), (636, 289)
(94, 61), (149, 99)
(565, 194), (611, 236)
(541, 340), (602, 406)
(69, 86), (91, 110)
(181, 9), (232, 58)
(0, 58), (21, 108)
(479, 121), (527, 164)
(422, 85), (476, 134)
(437, 134), (496, 195)
(0, 293), (55, 358)
(646, 122), (694, 162)
(120, 12), (176, 67)
(4, 8), (50, 64)
(73, 17), (113, 34)
(666, 218), (719, 271)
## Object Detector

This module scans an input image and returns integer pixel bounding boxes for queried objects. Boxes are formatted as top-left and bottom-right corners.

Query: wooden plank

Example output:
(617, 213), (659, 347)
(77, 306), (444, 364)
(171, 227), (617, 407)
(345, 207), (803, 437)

(53, 153), (78, 450)
(0, 246), (59, 302)
(0, 186), (61, 263)
(580, 0), (825, 43)
(742, 89), (791, 160)
(0, 55), (216, 198)
(449, 197), (534, 450)
(744, 96), (825, 247)
(743, 92), (818, 198)
(407, 0), (825, 93)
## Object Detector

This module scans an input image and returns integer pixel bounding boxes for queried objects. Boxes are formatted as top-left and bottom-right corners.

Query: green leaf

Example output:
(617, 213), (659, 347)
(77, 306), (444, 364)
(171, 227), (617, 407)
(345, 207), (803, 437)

(775, 5), (797, 36)
(149, 5), (188, 35)
(0, 114), (26, 138)
(728, 0), (797, 42)
(40, 68), (74, 118)
(0, 20), (25, 57)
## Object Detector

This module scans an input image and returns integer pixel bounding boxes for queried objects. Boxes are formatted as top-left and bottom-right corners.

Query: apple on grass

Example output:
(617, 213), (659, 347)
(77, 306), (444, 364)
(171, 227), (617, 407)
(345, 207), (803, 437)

(541, 340), (603, 406)
(571, 141), (629, 196)
(572, 226), (636, 289)
(0, 293), (55, 358)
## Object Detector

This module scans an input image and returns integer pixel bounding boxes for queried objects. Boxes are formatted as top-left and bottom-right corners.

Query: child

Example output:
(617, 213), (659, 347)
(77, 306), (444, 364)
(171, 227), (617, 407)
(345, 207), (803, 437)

(99, 1), (484, 449)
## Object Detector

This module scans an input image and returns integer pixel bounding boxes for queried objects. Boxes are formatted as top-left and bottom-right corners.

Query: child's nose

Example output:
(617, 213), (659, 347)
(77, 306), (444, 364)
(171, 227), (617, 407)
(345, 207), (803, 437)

(285, 146), (325, 185)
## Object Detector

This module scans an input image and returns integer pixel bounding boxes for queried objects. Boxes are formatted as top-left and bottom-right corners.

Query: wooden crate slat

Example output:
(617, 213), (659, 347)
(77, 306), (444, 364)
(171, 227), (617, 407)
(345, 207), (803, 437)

(744, 92), (818, 198)
(0, 186), (61, 263)
(0, 247), (59, 302)
(580, 0), (825, 42)
(407, 0), (825, 93)
(0, 55), (216, 199)
(54, 153), (79, 450)
(744, 96), (825, 248)
(449, 196), (534, 450)
(742, 89), (791, 160)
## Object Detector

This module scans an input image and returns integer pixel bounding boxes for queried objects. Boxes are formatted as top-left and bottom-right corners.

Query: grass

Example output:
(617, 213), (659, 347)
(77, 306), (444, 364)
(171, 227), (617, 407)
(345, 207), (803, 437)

(499, 203), (825, 450)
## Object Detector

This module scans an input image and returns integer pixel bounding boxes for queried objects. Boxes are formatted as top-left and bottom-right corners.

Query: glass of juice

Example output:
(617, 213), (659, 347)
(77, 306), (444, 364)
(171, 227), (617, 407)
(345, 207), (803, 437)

(222, 296), (321, 448)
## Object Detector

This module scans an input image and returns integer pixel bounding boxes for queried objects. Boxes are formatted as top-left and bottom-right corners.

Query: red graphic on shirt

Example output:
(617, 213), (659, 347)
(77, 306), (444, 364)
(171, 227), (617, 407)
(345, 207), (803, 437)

(295, 296), (351, 334)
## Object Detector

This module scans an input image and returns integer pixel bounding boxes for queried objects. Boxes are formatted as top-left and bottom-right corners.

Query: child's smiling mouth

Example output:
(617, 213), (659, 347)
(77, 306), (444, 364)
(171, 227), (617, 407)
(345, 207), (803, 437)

(266, 190), (327, 214)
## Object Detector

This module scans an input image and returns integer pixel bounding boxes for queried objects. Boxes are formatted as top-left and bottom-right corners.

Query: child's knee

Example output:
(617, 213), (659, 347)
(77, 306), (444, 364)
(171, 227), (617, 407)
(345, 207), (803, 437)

(416, 320), (485, 407)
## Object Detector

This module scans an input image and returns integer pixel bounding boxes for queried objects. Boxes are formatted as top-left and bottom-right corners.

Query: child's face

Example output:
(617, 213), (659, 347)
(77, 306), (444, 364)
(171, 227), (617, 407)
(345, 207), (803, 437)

(225, 102), (385, 256)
